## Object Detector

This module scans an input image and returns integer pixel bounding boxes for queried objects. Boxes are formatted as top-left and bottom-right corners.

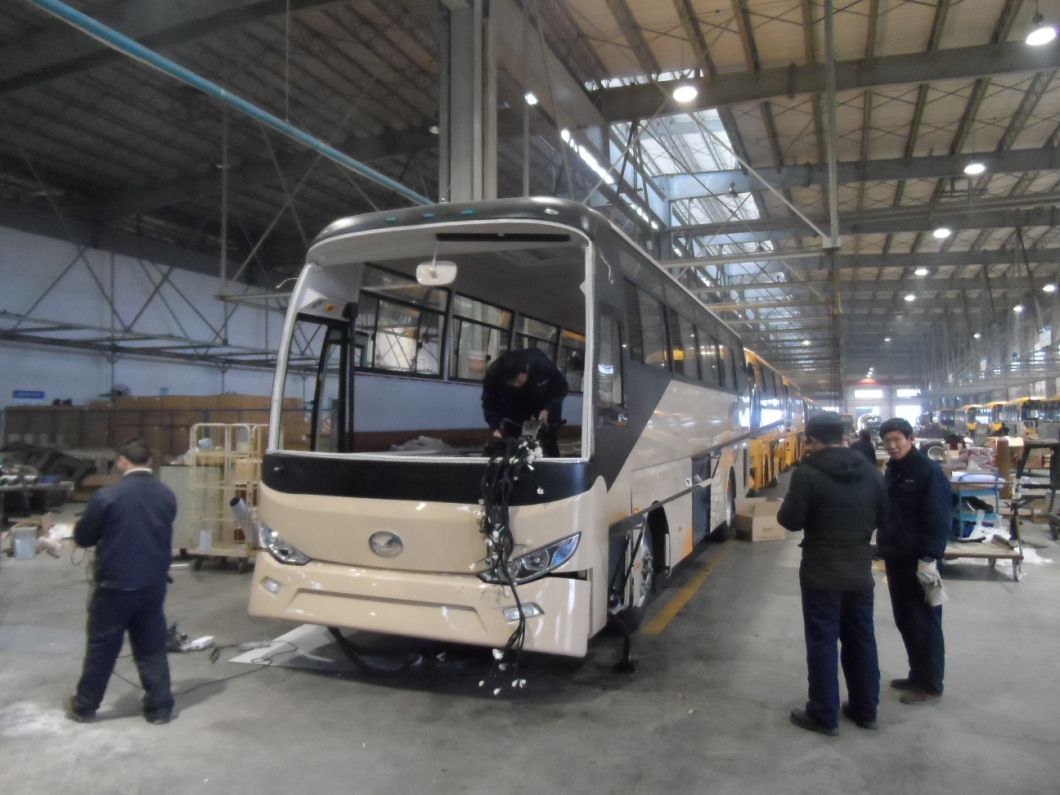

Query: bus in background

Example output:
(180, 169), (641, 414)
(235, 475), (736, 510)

(1038, 396), (1060, 440)
(744, 349), (804, 493)
(935, 408), (958, 435)
(961, 403), (989, 439)
(247, 197), (789, 659)
(985, 400), (1009, 435)
(1004, 397), (1042, 439)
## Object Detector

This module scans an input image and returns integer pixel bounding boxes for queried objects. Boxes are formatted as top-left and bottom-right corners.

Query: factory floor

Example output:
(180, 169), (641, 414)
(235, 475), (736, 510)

(2, 478), (1059, 795)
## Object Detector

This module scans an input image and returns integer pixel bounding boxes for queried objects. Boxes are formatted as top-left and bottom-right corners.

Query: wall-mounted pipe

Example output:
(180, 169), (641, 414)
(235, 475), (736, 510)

(26, 0), (432, 208)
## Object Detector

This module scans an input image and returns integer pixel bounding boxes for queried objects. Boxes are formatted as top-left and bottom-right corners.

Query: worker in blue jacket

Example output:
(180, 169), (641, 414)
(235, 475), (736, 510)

(64, 439), (177, 725)
(878, 417), (951, 704)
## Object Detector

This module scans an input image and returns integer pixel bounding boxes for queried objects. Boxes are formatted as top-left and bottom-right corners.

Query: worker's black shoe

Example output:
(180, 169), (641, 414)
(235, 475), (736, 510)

(900, 690), (942, 705)
(841, 702), (878, 730)
(62, 695), (95, 723)
(889, 677), (917, 690)
(144, 711), (172, 725)
(789, 709), (838, 737)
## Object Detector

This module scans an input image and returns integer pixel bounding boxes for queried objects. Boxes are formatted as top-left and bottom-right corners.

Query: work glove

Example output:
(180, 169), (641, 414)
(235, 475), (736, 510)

(916, 558), (948, 606)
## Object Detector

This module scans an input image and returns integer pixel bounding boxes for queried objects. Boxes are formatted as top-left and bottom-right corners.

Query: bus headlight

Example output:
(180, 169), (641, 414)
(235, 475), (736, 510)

(479, 533), (580, 585)
(260, 524), (311, 566)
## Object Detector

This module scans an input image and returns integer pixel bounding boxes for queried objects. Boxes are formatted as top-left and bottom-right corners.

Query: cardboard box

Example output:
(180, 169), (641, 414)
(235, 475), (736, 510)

(734, 497), (787, 542)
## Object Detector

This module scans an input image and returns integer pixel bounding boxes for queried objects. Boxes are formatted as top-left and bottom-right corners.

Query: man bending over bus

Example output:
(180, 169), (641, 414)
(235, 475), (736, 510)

(482, 348), (568, 457)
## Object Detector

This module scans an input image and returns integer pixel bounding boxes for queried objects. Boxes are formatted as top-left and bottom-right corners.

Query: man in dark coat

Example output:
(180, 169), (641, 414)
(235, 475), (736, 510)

(851, 429), (877, 465)
(64, 439), (177, 724)
(481, 347), (568, 456)
(778, 412), (889, 735)
(878, 417), (951, 705)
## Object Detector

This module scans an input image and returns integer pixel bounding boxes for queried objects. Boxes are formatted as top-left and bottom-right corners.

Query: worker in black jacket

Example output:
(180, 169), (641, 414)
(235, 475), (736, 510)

(878, 417), (951, 705)
(481, 347), (568, 457)
(64, 439), (177, 725)
(851, 429), (877, 466)
(778, 412), (888, 736)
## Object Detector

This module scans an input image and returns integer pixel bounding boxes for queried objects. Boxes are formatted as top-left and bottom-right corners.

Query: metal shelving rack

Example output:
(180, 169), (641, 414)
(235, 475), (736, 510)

(187, 423), (265, 572)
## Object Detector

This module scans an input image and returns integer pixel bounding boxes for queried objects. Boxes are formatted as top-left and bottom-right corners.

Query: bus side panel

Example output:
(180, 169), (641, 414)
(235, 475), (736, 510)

(631, 459), (692, 569)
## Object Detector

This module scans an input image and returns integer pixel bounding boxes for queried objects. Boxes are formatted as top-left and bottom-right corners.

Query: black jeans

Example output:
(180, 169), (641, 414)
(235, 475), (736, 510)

(885, 558), (945, 694)
(74, 582), (174, 719)
(801, 586), (880, 728)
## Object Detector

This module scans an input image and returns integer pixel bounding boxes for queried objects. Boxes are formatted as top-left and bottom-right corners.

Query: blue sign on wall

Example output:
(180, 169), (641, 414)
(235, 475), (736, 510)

(13, 390), (46, 400)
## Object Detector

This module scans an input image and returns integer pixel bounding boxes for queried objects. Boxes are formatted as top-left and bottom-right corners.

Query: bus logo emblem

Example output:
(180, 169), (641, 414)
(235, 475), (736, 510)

(369, 531), (404, 558)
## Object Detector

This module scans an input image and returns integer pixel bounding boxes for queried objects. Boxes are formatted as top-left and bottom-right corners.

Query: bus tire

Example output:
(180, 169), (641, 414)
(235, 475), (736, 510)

(709, 470), (737, 542)
(615, 520), (656, 631)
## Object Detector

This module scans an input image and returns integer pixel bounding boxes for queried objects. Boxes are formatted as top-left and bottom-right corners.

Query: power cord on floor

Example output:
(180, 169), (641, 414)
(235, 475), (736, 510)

(110, 641), (298, 696)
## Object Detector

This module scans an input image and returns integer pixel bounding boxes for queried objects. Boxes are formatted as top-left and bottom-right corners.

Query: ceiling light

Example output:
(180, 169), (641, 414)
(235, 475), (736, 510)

(672, 84), (698, 104)
(932, 227), (952, 240)
(1026, 11), (1057, 46)
(428, 124), (439, 135)
(802, 339), (811, 346)
(973, 331), (982, 339)
(524, 91), (539, 106)
(914, 266), (929, 276)
(1043, 283), (1057, 294)
(963, 161), (987, 176)
(884, 337), (892, 342)
(1013, 303), (1025, 313)
(904, 293), (916, 302)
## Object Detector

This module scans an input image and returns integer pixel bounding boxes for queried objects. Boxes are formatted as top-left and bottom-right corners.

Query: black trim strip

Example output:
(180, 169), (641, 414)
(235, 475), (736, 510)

(263, 452), (595, 505)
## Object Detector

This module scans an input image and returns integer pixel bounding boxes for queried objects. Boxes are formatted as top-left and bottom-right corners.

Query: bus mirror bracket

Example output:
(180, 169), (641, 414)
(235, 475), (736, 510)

(416, 260), (457, 286)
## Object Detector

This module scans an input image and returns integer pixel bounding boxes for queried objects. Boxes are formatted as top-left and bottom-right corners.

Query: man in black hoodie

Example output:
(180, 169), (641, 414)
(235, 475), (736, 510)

(778, 412), (889, 736)
(878, 417), (951, 705)
(481, 347), (568, 457)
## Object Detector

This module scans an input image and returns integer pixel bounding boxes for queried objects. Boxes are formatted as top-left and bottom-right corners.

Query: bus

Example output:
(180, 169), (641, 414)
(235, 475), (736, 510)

(1002, 397), (1041, 439)
(960, 403), (989, 438)
(743, 349), (806, 492)
(985, 400), (1008, 435)
(248, 197), (778, 658)
(1038, 396), (1060, 441)
(935, 409), (958, 435)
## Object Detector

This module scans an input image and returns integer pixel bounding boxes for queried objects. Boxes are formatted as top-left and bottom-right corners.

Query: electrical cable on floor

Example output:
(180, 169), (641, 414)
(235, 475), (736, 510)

(110, 641), (298, 696)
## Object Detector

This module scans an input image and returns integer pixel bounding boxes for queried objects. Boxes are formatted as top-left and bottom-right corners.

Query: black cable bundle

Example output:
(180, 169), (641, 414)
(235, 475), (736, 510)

(477, 433), (540, 694)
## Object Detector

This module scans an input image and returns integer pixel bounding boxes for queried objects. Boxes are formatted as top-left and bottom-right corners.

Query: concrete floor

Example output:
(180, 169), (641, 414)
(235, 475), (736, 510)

(2, 485), (1059, 795)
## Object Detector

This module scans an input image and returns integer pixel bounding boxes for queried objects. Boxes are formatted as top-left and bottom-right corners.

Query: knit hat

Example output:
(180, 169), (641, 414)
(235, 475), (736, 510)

(805, 412), (845, 440)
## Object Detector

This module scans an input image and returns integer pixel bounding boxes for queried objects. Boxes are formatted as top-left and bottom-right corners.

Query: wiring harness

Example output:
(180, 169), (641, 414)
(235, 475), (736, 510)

(477, 429), (542, 693)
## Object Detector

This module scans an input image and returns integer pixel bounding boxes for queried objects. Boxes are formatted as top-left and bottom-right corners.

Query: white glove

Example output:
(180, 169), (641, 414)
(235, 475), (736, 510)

(916, 559), (947, 606)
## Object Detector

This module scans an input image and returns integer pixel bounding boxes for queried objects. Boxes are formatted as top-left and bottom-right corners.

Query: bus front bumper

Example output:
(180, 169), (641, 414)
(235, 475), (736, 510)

(248, 553), (592, 657)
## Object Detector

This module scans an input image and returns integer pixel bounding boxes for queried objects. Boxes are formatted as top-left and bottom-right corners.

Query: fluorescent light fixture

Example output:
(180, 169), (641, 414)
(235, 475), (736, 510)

(932, 227), (952, 240)
(524, 91), (539, 106)
(914, 266), (929, 276)
(1013, 303), (1025, 313)
(973, 331), (982, 339)
(963, 161), (987, 176)
(1043, 283), (1057, 294)
(428, 124), (439, 135)
(884, 337), (892, 343)
(802, 339), (811, 346)
(672, 84), (698, 104)
(1027, 12), (1057, 46)
(904, 293), (916, 302)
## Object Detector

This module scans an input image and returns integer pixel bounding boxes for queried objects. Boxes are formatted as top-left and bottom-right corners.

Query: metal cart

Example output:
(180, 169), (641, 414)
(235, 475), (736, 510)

(944, 474), (1025, 582)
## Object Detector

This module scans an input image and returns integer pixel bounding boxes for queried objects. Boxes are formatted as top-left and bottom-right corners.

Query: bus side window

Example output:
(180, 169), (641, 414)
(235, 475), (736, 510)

(697, 328), (720, 386)
(596, 313), (625, 416)
(637, 291), (669, 369)
(623, 279), (643, 362)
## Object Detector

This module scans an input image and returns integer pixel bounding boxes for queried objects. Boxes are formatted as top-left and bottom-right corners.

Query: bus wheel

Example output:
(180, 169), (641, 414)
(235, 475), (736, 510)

(709, 470), (737, 542)
(616, 522), (656, 631)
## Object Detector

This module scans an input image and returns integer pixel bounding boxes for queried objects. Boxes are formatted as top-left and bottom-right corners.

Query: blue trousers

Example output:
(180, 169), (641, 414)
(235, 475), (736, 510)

(802, 586), (880, 729)
(885, 558), (945, 694)
(74, 583), (174, 719)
